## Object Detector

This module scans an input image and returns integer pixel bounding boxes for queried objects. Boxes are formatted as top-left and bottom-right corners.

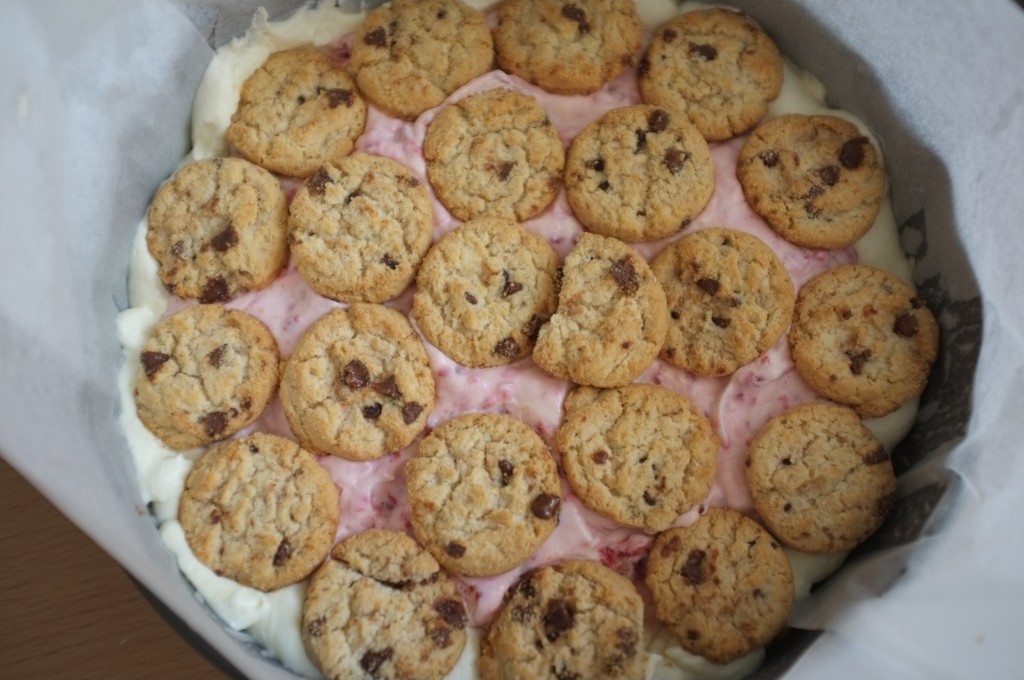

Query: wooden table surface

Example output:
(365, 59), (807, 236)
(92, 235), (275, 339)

(1, 457), (233, 680)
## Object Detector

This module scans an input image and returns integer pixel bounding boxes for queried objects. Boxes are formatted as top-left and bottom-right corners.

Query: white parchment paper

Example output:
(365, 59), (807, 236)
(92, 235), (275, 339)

(1, 1), (1023, 678)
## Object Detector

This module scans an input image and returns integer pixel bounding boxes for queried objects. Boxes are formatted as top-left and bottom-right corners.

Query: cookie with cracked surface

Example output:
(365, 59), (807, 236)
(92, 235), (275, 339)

(789, 264), (939, 418)
(179, 433), (339, 591)
(533, 233), (668, 387)
(146, 157), (289, 303)
(424, 88), (565, 222)
(737, 114), (886, 249)
(493, 0), (643, 95)
(289, 154), (433, 303)
(747, 403), (897, 553)
(349, 0), (494, 120)
(651, 227), (795, 376)
(412, 218), (559, 367)
(565, 105), (713, 242)
(556, 384), (718, 532)
(133, 304), (280, 450)
(405, 413), (561, 578)
(225, 48), (366, 178)
(478, 560), (645, 680)
(645, 508), (794, 664)
(638, 8), (783, 142)
(279, 305), (435, 461)
(302, 529), (468, 680)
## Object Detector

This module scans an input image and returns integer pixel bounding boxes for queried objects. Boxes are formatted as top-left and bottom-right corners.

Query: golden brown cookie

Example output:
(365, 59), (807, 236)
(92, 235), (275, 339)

(479, 560), (645, 680)
(302, 530), (467, 680)
(789, 264), (939, 418)
(225, 48), (367, 178)
(349, 0), (494, 120)
(179, 433), (339, 591)
(746, 403), (898, 553)
(133, 304), (280, 450)
(412, 218), (560, 367)
(493, 0), (644, 95)
(638, 8), (783, 142)
(565, 105), (713, 242)
(556, 384), (718, 532)
(279, 305), (435, 461)
(645, 508), (794, 664)
(736, 114), (886, 249)
(288, 154), (433, 303)
(424, 88), (565, 222)
(533, 233), (668, 387)
(146, 157), (289, 303)
(405, 413), (561, 578)
(651, 227), (795, 376)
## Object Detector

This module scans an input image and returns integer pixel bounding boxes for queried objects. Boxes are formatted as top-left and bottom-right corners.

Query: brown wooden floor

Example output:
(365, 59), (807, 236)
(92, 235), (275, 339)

(0, 456), (232, 680)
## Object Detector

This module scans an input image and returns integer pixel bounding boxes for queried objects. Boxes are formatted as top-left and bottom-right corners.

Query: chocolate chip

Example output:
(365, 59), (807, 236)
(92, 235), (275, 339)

(403, 175), (420, 188)
(584, 158), (605, 172)
(360, 648), (393, 676)
(307, 167), (332, 196)
(781, 457), (792, 465)
(648, 109), (671, 132)
(910, 296), (924, 309)
(402, 401), (423, 424)
(210, 226), (238, 253)
(498, 459), (514, 486)
(493, 337), (521, 359)
(362, 403), (382, 420)
(561, 4), (590, 33)
(209, 508), (221, 524)
(696, 277), (720, 295)
(373, 376), (402, 400)
(634, 128), (647, 153)
(680, 549), (706, 585)
(591, 449), (609, 464)
(200, 276), (230, 303)
(501, 270), (523, 297)
(543, 599), (576, 641)
(202, 411), (228, 438)
(272, 538), (291, 566)
(323, 88), (354, 108)
(465, 292), (478, 305)
(817, 165), (840, 186)
(437, 8), (447, 19)
(380, 253), (398, 270)
(297, 95), (306, 105)
(662, 28), (678, 43)
(689, 42), (718, 60)
(445, 541), (466, 557)
(638, 56), (651, 78)
(307, 617), (325, 637)
(531, 493), (561, 520)
(249, 444), (259, 453)
(141, 351), (170, 379)
(712, 316), (731, 328)
(206, 344), (227, 368)
(668, 310), (681, 321)
(643, 491), (657, 506)
(507, 571), (536, 601)
(523, 315), (544, 343)
(687, 630), (701, 640)
(609, 257), (639, 295)
(804, 184), (825, 199)
(434, 597), (468, 629)
(759, 150), (779, 167)
(598, 179), (611, 192)
(343, 188), (363, 206)
(660, 535), (681, 557)
(839, 136), (869, 169)
(342, 360), (370, 389)
(493, 161), (515, 181)
(364, 27), (387, 47)
(846, 348), (872, 375)
(893, 313), (919, 337)
(664, 148), (690, 174)
(865, 447), (890, 465)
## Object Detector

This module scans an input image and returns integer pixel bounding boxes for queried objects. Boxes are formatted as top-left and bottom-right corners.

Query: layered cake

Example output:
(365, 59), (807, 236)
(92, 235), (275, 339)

(117, 1), (938, 678)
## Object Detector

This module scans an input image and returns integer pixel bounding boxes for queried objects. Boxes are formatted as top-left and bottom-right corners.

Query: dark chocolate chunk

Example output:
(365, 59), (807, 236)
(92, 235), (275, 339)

(711, 316), (731, 328)
(670, 310), (681, 320)
(839, 136), (869, 169)
(638, 56), (651, 78)
(360, 648), (393, 676)
(200, 276), (230, 304)
(531, 493), (561, 520)
(865, 447), (890, 465)
(804, 184), (825, 199)
(817, 165), (840, 186)
(598, 179), (611, 192)
(381, 253), (399, 270)
(209, 508), (222, 524)
(362, 402), (383, 420)
(543, 599), (576, 641)
(662, 28), (678, 43)
(688, 42), (718, 61)
(893, 313), (919, 337)
(402, 401), (423, 424)
(493, 161), (515, 181)
(445, 541), (466, 557)
(634, 128), (647, 153)
(306, 167), (332, 196)
(272, 538), (292, 566)
(591, 449), (609, 464)
(696, 277), (720, 295)
(465, 292), (478, 305)
(643, 490), (657, 506)
(493, 337), (521, 359)
(202, 411), (228, 438)
(435, 598), (468, 629)
(373, 376), (402, 400)
(759, 150), (779, 168)
(364, 27), (387, 48)
(342, 360), (370, 389)
(523, 315), (545, 343)
(211, 226), (238, 253)
(561, 4), (590, 33)
(584, 158), (605, 172)
(323, 88), (354, 108)
(343, 188), (363, 206)
(498, 459), (514, 487)
(846, 348), (872, 375)
(501, 270), (524, 297)
(648, 109), (671, 133)
(664, 148), (690, 174)
(680, 548), (706, 585)
(206, 344), (227, 368)
(437, 8), (447, 19)
(141, 351), (171, 379)
(609, 257), (639, 295)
